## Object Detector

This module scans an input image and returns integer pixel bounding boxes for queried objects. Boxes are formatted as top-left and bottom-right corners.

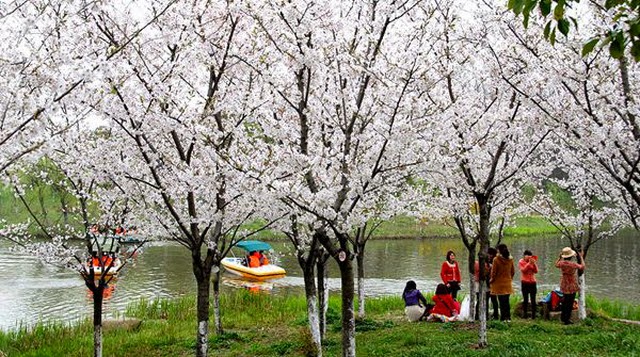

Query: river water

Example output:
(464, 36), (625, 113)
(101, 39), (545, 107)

(1, 232), (638, 331)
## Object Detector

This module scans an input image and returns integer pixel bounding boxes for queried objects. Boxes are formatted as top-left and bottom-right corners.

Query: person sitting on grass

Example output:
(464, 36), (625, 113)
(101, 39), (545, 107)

(402, 280), (430, 322)
(427, 283), (460, 322)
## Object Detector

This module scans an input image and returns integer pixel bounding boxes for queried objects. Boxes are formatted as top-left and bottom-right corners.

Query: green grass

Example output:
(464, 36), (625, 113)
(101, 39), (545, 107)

(1, 291), (639, 357)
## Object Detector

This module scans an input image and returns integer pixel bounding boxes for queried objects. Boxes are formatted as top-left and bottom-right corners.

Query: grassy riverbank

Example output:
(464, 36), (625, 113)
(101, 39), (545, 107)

(1, 291), (639, 357)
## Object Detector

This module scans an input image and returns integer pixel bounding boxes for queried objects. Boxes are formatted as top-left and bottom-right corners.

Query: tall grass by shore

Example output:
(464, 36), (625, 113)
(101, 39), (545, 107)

(1, 291), (639, 356)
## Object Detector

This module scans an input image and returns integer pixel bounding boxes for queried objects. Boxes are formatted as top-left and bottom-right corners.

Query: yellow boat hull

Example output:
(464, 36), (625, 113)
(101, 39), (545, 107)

(221, 258), (286, 281)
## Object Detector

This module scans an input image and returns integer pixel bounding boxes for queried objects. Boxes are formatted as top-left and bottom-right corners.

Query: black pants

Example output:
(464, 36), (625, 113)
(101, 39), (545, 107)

(521, 282), (537, 318)
(561, 293), (576, 324)
(497, 294), (511, 321)
(448, 281), (461, 300)
(490, 294), (499, 319)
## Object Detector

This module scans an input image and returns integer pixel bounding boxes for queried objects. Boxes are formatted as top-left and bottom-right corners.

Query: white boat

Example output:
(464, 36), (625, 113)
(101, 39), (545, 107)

(221, 257), (286, 281)
(85, 235), (123, 276)
(87, 257), (122, 276)
(220, 240), (286, 281)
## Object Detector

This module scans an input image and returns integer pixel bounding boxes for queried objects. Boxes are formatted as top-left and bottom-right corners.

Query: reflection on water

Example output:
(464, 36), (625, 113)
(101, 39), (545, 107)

(1, 231), (639, 331)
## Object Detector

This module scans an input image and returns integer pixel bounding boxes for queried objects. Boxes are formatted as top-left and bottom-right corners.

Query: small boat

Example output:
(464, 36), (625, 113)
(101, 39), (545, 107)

(85, 236), (123, 276)
(221, 240), (286, 281)
(89, 256), (122, 276)
(117, 234), (143, 244)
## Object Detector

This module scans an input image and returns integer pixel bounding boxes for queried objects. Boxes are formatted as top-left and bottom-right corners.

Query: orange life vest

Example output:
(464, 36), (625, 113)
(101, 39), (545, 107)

(248, 253), (260, 268)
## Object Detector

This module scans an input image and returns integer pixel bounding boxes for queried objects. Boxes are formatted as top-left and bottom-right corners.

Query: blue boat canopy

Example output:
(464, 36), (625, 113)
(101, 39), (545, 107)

(236, 240), (272, 252)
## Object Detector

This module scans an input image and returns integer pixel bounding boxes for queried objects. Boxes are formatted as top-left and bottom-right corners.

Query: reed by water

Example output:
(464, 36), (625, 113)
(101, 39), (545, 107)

(1, 290), (639, 356)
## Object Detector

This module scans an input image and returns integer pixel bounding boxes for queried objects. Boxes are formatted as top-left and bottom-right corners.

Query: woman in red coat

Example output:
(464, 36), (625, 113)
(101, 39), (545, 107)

(440, 250), (462, 300)
(427, 283), (460, 322)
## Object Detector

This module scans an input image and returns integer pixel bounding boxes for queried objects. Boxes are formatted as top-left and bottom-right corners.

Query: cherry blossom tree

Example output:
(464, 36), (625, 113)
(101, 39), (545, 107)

(65, 2), (286, 356)
(415, 1), (555, 347)
(1, 2), (170, 356)
(246, 1), (434, 355)
(526, 162), (627, 319)
(503, 3), (640, 230)
(3, 126), (147, 357)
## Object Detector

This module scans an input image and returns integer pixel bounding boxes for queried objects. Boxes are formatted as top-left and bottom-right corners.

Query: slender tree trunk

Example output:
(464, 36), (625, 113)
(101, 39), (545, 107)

(303, 262), (322, 357)
(476, 195), (491, 348)
(61, 196), (69, 226)
(578, 273), (587, 319)
(467, 246), (476, 321)
(194, 267), (212, 357)
(356, 247), (365, 319)
(478, 275), (488, 325)
(92, 284), (104, 357)
(338, 259), (356, 357)
(212, 267), (223, 335)
(317, 256), (329, 339)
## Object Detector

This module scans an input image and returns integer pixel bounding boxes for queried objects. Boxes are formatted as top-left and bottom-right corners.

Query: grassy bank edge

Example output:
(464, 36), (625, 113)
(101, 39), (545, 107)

(1, 291), (639, 357)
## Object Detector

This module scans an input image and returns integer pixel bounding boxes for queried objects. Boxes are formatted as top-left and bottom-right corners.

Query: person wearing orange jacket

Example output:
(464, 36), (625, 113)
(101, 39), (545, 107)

(258, 251), (270, 266)
(248, 251), (261, 268)
(440, 250), (462, 300)
(490, 244), (515, 321)
(519, 250), (539, 319)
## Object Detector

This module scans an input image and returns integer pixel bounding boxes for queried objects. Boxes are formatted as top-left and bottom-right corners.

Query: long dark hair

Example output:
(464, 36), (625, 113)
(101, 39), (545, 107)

(403, 280), (417, 298)
(497, 244), (510, 258)
(446, 250), (455, 263)
(435, 283), (449, 295)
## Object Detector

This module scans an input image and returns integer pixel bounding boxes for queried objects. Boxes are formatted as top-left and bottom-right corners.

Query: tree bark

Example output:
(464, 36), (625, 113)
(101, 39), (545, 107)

(317, 255), (329, 339)
(578, 273), (587, 319)
(338, 258), (356, 357)
(476, 194), (491, 348)
(303, 261), (323, 357)
(356, 247), (365, 319)
(467, 245), (476, 321)
(92, 284), (104, 357)
(194, 260), (212, 357)
(212, 267), (223, 335)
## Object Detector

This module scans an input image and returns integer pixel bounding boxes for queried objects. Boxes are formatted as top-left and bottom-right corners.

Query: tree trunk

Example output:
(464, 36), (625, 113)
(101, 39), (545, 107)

(578, 273), (587, 319)
(195, 269), (212, 357)
(478, 276), (488, 336)
(317, 256), (329, 339)
(303, 261), (323, 357)
(92, 284), (104, 357)
(212, 267), (223, 335)
(338, 258), (356, 357)
(356, 247), (365, 319)
(476, 194), (491, 348)
(467, 246), (476, 321)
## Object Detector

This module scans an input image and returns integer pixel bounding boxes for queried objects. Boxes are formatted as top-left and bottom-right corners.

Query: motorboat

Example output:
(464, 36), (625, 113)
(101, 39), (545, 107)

(221, 240), (286, 281)
(85, 235), (123, 276)
(117, 234), (143, 244)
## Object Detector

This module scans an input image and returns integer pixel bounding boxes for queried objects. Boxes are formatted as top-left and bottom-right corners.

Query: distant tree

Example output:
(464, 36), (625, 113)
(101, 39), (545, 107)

(527, 165), (628, 319)
(416, 0), (554, 347)
(501, 5), (640, 230)
(247, 1), (433, 355)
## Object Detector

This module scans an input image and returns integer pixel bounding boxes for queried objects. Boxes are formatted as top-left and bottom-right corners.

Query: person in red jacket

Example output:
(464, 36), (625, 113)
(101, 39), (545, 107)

(519, 250), (539, 318)
(248, 251), (261, 268)
(555, 247), (585, 325)
(440, 250), (462, 300)
(427, 283), (460, 322)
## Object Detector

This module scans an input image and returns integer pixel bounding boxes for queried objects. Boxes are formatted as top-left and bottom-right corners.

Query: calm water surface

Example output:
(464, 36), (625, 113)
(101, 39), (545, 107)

(1, 232), (638, 331)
